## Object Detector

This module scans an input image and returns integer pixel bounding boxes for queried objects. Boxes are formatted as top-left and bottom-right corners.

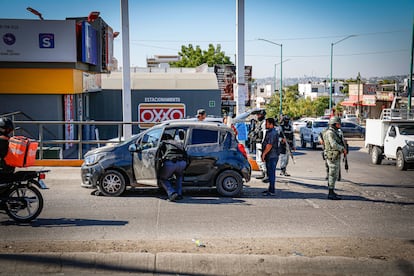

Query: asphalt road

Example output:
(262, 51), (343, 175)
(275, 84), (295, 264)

(0, 138), (413, 275)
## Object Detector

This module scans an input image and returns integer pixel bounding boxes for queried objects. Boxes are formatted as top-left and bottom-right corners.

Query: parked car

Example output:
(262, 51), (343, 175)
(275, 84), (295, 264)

(292, 117), (314, 133)
(341, 121), (365, 138)
(342, 114), (358, 123)
(299, 119), (329, 149)
(81, 121), (251, 197)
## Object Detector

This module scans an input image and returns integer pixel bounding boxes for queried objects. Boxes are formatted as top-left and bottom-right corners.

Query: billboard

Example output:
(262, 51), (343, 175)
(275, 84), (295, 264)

(81, 21), (98, 65)
(0, 19), (76, 62)
(138, 103), (186, 128)
(214, 65), (252, 103)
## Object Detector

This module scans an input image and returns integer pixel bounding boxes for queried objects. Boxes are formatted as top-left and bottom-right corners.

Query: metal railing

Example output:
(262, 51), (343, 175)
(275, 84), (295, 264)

(12, 120), (141, 160)
(380, 109), (414, 120)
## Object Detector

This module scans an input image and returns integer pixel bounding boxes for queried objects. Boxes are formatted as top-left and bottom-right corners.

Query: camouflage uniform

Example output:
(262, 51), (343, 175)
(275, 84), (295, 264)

(323, 117), (345, 200)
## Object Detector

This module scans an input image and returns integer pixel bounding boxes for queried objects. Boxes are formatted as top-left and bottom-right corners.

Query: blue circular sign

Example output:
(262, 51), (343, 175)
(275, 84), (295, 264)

(3, 33), (16, 45)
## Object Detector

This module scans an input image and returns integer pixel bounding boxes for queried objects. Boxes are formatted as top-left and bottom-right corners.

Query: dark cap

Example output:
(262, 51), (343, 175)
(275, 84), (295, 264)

(196, 109), (206, 115)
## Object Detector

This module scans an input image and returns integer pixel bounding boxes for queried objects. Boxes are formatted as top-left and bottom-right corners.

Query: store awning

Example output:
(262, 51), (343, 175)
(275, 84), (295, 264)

(341, 100), (359, 107)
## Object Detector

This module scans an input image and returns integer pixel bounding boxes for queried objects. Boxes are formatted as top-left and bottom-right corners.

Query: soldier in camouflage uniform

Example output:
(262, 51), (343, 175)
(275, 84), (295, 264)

(322, 116), (347, 200)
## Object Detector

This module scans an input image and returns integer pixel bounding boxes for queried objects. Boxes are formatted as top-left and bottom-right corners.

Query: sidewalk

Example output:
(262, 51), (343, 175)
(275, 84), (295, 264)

(1, 252), (412, 275)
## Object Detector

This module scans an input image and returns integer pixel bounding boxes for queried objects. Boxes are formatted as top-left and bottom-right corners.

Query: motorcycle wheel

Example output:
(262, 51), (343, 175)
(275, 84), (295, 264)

(5, 181), (44, 223)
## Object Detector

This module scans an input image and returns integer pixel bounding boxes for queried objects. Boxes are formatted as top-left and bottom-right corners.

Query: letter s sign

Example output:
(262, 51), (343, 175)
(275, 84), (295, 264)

(39, 33), (55, 48)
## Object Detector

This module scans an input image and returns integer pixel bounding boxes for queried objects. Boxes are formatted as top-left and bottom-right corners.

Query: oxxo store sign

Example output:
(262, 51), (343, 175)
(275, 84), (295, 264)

(138, 103), (186, 128)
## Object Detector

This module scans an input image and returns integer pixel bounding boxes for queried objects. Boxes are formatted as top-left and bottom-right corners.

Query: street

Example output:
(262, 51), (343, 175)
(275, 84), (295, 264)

(0, 138), (413, 275)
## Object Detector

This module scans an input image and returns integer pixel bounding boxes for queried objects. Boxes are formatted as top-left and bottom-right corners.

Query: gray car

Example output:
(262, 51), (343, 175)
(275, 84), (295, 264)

(81, 121), (251, 197)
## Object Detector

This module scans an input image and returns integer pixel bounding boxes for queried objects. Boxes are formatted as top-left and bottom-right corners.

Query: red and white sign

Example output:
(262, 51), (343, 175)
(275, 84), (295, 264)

(138, 103), (186, 128)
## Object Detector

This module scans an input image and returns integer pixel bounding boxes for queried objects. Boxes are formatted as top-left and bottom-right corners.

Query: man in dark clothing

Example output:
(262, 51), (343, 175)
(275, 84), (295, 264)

(0, 117), (15, 176)
(157, 130), (188, 202)
(261, 118), (279, 196)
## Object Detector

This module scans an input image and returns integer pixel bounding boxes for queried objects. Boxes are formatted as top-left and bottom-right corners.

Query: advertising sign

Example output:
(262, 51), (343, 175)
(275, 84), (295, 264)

(214, 65), (252, 103)
(81, 21), (98, 65)
(138, 103), (186, 128)
(0, 19), (76, 62)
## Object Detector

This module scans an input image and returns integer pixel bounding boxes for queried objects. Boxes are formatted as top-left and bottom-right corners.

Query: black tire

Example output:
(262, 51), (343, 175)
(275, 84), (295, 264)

(98, 170), (126, 197)
(371, 146), (382, 165)
(310, 136), (317, 149)
(216, 170), (243, 197)
(5, 182), (43, 223)
(396, 149), (408, 171)
(300, 135), (306, 148)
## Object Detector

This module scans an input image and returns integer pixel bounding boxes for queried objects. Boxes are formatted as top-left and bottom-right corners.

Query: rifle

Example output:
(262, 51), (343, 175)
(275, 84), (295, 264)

(339, 131), (349, 172)
(279, 128), (296, 164)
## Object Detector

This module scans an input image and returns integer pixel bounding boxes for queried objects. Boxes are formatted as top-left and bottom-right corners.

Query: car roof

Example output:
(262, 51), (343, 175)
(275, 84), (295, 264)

(157, 120), (230, 131)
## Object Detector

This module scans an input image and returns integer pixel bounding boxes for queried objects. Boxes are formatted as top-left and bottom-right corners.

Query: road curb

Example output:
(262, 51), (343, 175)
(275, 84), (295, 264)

(0, 252), (412, 275)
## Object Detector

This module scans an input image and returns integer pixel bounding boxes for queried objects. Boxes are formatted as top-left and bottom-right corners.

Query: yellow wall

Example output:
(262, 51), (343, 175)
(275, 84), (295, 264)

(0, 68), (83, 94)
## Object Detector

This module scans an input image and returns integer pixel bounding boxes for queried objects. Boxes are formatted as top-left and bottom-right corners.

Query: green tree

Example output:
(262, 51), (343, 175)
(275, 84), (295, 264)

(170, 44), (233, 67)
(265, 85), (330, 119)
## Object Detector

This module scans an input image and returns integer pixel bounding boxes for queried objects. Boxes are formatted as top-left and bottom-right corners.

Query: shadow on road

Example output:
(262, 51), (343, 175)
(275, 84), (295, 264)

(0, 218), (129, 227)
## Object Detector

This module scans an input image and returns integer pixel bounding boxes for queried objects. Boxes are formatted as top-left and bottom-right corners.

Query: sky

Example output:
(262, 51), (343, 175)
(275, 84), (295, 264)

(1, 0), (413, 79)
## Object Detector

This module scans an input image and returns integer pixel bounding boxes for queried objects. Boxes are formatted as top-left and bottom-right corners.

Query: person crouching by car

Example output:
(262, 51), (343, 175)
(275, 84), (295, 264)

(157, 131), (188, 202)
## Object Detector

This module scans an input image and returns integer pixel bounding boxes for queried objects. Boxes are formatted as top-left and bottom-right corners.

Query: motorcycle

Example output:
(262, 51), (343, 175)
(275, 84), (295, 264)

(0, 170), (49, 223)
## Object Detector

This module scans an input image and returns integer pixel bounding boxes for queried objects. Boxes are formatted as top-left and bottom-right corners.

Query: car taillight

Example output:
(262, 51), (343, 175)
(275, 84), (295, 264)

(237, 143), (248, 159)
(39, 173), (46, 180)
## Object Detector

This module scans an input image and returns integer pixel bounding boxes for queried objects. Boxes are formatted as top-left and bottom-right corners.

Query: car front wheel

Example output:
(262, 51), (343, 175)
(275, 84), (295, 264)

(396, 149), (408, 171)
(300, 135), (306, 148)
(98, 170), (126, 197)
(216, 170), (243, 197)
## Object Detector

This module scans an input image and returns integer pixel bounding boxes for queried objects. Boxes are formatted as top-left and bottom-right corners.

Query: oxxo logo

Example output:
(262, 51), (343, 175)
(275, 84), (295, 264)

(39, 33), (54, 48)
(138, 103), (186, 128)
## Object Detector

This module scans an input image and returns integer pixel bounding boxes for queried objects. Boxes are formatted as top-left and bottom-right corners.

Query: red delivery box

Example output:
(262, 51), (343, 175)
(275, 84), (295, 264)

(4, 136), (38, 167)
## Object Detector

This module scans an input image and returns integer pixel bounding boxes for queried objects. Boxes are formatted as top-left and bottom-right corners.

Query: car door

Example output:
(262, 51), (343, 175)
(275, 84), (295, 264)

(132, 127), (163, 186)
(184, 127), (221, 185)
(384, 125), (399, 158)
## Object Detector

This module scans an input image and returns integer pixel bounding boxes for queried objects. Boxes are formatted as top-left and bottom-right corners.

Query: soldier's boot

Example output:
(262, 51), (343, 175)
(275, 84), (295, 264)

(256, 171), (265, 179)
(328, 189), (341, 200)
(281, 168), (290, 177)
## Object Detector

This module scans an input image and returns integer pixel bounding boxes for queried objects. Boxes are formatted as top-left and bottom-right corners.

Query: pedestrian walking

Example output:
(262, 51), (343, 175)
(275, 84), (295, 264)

(322, 116), (347, 200)
(157, 131), (188, 202)
(261, 118), (280, 196)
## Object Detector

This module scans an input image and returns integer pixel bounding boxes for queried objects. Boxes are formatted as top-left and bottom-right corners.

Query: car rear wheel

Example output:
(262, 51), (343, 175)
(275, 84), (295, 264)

(396, 149), (408, 171)
(216, 170), (243, 197)
(99, 170), (126, 197)
(371, 146), (382, 165)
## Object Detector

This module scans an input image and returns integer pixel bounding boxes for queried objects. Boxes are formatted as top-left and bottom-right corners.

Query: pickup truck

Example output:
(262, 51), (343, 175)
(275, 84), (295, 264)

(365, 108), (414, 170)
(299, 119), (329, 149)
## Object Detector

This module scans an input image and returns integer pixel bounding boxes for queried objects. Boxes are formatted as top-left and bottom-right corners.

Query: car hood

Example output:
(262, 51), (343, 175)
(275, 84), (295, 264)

(84, 144), (117, 157)
(234, 108), (265, 123)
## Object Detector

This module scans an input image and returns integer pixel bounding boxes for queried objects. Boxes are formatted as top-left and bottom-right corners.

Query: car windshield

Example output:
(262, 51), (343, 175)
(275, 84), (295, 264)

(399, 125), (414, 135)
(313, 121), (328, 128)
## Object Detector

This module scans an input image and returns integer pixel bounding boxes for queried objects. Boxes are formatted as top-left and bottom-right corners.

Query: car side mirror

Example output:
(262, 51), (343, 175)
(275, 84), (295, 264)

(389, 131), (396, 137)
(128, 144), (138, 152)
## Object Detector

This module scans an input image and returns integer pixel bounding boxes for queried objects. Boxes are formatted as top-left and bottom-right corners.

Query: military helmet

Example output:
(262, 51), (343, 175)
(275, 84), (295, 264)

(257, 109), (266, 116)
(329, 116), (341, 125)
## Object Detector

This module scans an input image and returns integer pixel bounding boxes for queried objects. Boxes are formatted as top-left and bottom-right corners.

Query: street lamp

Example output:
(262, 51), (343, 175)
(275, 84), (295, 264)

(258, 38), (283, 115)
(26, 7), (44, 20)
(329, 35), (356, 111)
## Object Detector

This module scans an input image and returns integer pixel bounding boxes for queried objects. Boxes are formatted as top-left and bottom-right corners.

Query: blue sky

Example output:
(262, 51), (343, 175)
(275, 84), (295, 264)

(1, 0), (413, 79)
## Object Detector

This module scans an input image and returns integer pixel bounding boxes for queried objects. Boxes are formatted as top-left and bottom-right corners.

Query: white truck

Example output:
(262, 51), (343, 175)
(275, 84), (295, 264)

(299, 119), (329, 149)
(365, 108), (414, 170)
